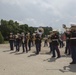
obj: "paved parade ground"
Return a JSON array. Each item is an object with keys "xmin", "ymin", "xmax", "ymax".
[{"xmin": 0, "ymin": 43, "xmax": 76, "ymax": 75}]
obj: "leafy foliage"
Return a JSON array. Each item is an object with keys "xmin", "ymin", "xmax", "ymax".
[
  {"xmin": 0, "ymin": 32, "xmax": 4, "ymax": 44},
  {"xmin": 0, "ymin": 19, "xmax": 52, "ymax": 40}
]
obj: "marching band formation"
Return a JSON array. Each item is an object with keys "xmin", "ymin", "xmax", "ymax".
[{"xmin": 9, "ymin": 25, "xmax": 76, "ymax": 64}]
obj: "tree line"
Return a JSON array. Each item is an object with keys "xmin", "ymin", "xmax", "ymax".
[{"xmin": 0, "ymin": 19, "xmax": 52, "ymax": 43}]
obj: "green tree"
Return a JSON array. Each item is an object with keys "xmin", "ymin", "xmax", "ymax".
[
  {"xmin": 0, "ymin": 19, "xmax": 20, "ymax": 39},
  {"xmin": 28, "ymin": 26, "xmax": 35, "ymax": 34},
  {"xmin": 43, "ymin": 26, "xmax": 52, "ymax": 36},
  {"xmin": 19, "ymin": 24, "xmax": 29, "ymax": 34},
  {"xmin": 0, "ymin": 19, "xmax": 53, "ymax": 40},
  {"xmin": 0, "ymin": 32, "xmax": 4, "ymax": 44},
  {"xmin": 8, "ymin": 20, "xmax": 14, "ymax": 25}
]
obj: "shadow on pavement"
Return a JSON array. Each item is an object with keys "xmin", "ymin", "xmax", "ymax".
[
  {"xmin": 14, "ymin": 52, "xmax": 25, "ymax": 55},
  {"xmin": 28, "ymin": 53, "xmax": 37, "ymax": 57},
  {"xmin": 61, "ymin": 55, "xmax": 71, "ymax": 58},
  {"xmin": 3, "ymin": 50, "xmax": 11, "ymax": 52},
  {"xmin": 9, "ymin": 51, "xmax": 17, "ymax": 54},
  {"xmin": 43, "ymin": 57, "xmax": 57, "ymax": 62},
  {"xmin": 59, "ymin": 64, "xmax": 76, "ymax": 73}
]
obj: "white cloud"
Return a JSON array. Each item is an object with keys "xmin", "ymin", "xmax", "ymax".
[
  {"xmin": 69, "ymin": 22, "xmax": 76, "ymax": 25},
  {"xmin": 55, "ymin": 19, "xmax": 60, "ymax": 22},
  {"xmin": 0, "ymin": 0, "xmax": 76, "ymax": 29},
  {"xmin": 26, "ymin": 18, "xmax": 37, "ymax": 24}
]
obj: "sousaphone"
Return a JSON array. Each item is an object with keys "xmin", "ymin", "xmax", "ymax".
[{"xmin": 37, "ymin": 27, "xmax": 44, "ymax": 37}]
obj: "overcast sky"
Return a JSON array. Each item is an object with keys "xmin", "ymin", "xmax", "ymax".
[{"xmin": 0, "ymin": 0, "xmax": 76, "ymax": 30}]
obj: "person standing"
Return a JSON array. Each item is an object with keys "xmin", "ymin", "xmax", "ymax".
[
  {"xmin": 35, "ymin": 33, "xmax": 41, "ymax": 54},
  {"xmin": 21, "ymin": 33, "xmax": 25, "ymax": 53},
  {"xmin": 64, "ymin": 30, "xmax": 71, "ymax": 55},
  {"xmin": 25, "ymin": 34, "xmax": 28, "ymax": 53},
  {"xmin": 70, "ymin": 28, "xmax": 76, "ymax": 64},
  {"xmin": 27, "ymin": 33, "xmax": 32, "ymax": 51},
  {"xmin": 9, "ymin": 33, "xmax": 14, "ymax": 50},
  {"xmin": 48, "ymin": 31, "xmax": 53, "ymax": 53},
  {"xmin": 51, "ymin": 30, "xmax": 61, "ymax": 58},
  {"xmin": 15, "ymin": 33, "xmax": 21, "ymax": 52}
]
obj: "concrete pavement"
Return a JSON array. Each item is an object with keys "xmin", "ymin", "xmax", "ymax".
[{"xmin": 0, "ymin": 43, "xmax": 76, "ymax": 75}]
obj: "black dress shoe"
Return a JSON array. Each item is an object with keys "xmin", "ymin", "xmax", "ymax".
[
  {"xmin": 22, "ymin": 51, "xmax": 25, "ymax": 53},
  {"xmin": 11, "ymin": 49, "xmax": 14, "ymax": 51},
  {"xmin": 35, "ymin": 52, "xmax": 39, "ymax": 55},
  {"xmin": 64, "ymin": 52, "xmax": 67, "ymax": 54},
  {"xmin": 70, "ymin": 62, "xmax": 76, "ymax": 64},
  {"xmin": 51, "ymin": 56, "xmax": 55, "ymax": 58}
]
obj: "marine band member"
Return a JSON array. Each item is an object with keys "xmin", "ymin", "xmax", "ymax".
[
  {"xmin": 51, "ymin": 30, "xmax": 61, "ymax": 58},
  {"xmin": 15, "ymin": 33, "xmax": 21, "ymax": 52},
  {"xmin": 9, "ymin": 33, "xmax": 14, "ymax": 50},
  {"xmin": 64, "ymin": 29, "xmax": 71, "ymax": 55},
  {"xmin": 35, "ymin": 33, "xmax": 42, "ymax": 54},
  {"xmin": 69, "ymin": 26, "xmax": 76, "ymax": 64}
]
